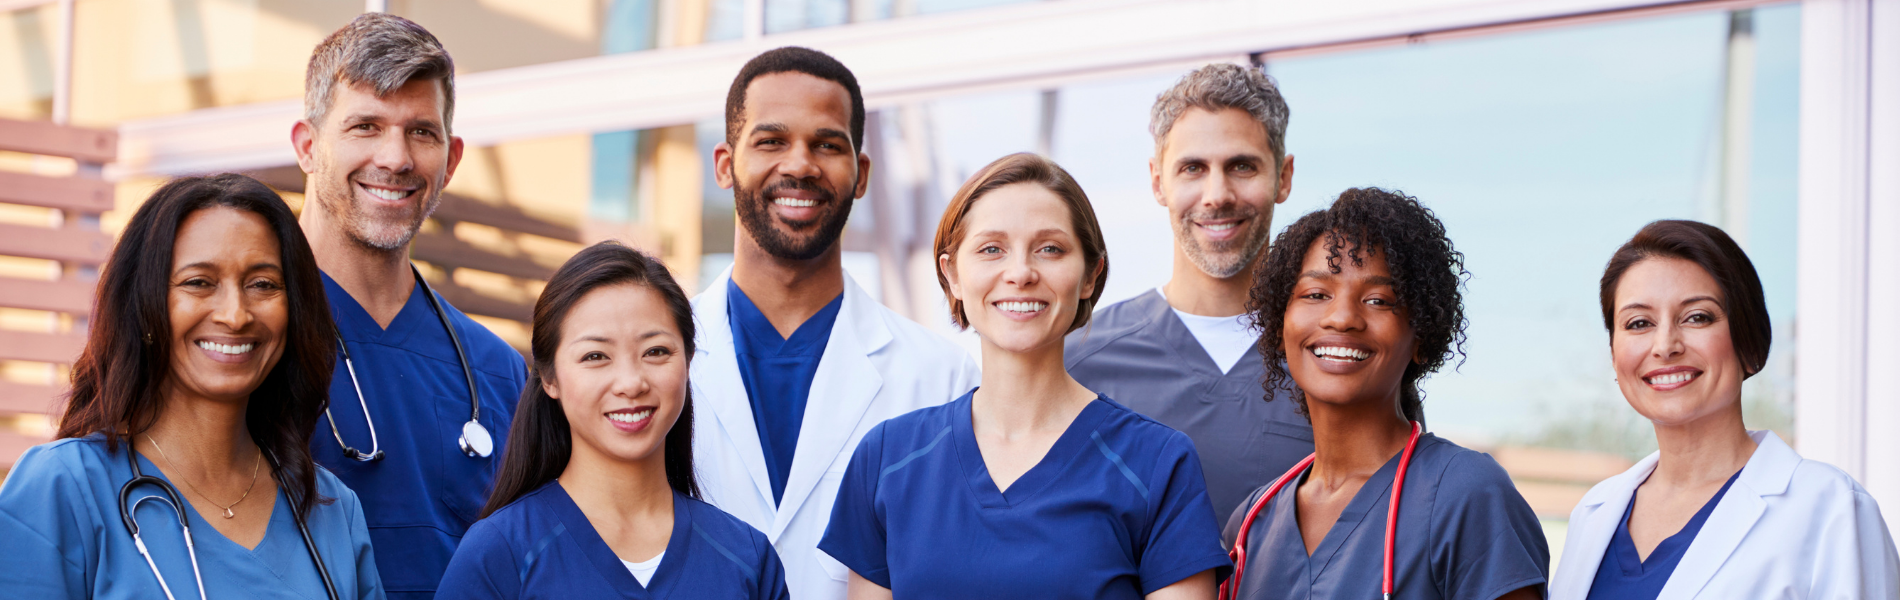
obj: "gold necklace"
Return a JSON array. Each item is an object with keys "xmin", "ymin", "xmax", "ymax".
[{"xmin": 148, "ymin": 435, "xmax": 261, "ymax": 519}]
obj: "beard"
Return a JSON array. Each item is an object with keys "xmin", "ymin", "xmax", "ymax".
[
  {"xmin": 1177, "ymin": 203, "xmax": 1272, "ymax": 279},
  {"xmin": 733, "ymin": 173, "xmax": 855, "ymax": 261},
  {"xmin": 312, "ymin": 162, "xmax": 438, "ymax": 253}
]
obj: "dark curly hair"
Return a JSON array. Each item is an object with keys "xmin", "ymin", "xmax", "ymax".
[{"xmin": 1247, "ymin": 187, "xmax": 1469, "ymax": 423}]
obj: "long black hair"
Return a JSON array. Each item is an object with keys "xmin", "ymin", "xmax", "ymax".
[
  {"xmin": 59, "ymin": 173, "xmax": 336, "ymax": 516},
  {"xmin": 482, "ymin": 242, "xmax": 700, "ymax": 517}
]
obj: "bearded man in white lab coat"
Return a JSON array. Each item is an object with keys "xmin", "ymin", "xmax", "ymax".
[{"xmin": 691, "ymin": 46, "xmax": 981, "ymax": 600}]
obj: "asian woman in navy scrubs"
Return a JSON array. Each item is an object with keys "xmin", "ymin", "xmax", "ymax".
[
  {"xmin": 1223, "ymin": 188, "xmax": 1548, "ymax": 600},
  {"xmin": 820, "ymin": 153, "xmax": 1233, "ymax": 599},
  {"xmin": 437, "ymin": 242, "xmax": 789, "ymax": 599}
]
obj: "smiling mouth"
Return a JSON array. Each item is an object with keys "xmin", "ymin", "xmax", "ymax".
[
  {"xmin": 359, "ymin": 183, "xmax": 415, "ymax": 201},
  {"xmin": 772, "ymin": 197, "xmax": 818, "ymax": 208},
  {"xmin": 1199, "ymin": 221, "xmax": 1239, "ymax": 232},
  {"xmin": 995, "ymin": 301, "xmax": 1047, "ymax": 314},
  {"xmin": 1645, "ymin": 371, "xmax": 1699, "ymax": 386},
  {"xmin": 198, "ymin": 341, "xmax": 255, "ymax": 356},
  {"xmin": 606, "ymin": 408, "xmax": 655, "ymax": 424},
  {"xmin": 1311, "ymin": 346, "xmax": 1370, "ymax": 362}
]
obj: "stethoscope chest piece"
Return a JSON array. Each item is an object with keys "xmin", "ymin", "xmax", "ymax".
[{"xmin": 459, "ymin": 420, "xmax": 493, "ymax": 458}]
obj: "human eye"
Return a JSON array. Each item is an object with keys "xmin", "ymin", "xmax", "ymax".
[
  {"xmin": 975, "ymin": 244, "xmax": 1003, "ymax": 255},
  {"xmin": 247, "ymin": 277, "xmax": 283, "ymax": 292},
  {"xmin": 1181, "ymin": 163, "xmax": 1206, "ymax": 175},
  {"xmin": 1684, "ymin": 311, "xmax": 1716, "ymax": 325},
  {"xmin": 580, "ymin": 351, "xmax": 608, "ymax": 362},
  {"xmin": 1624, "ymin": 317, "xmax": 1654, "ymax": 331},
  {"xmin": 1037, "ymin": 243, "xmax": 1064, "ymax": 255},
  {"xmin": 179, "ymin": 277, "xmax": 214, "ymax": 290},
  {"xmin": 1230, "ymin": 162, "xmax": 1258, "ymax": 175},
  {"xmin": 643, "ymin": 346, "xmax": 674, "ymax": 358}
]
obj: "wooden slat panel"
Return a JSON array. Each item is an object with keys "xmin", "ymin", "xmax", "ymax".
[
  {"xmin": 433, "ymin": 195, "xmax": 582, "ymax": 243},
  {"xmin": 427, "ymin": 279, "xmax": 533, "ymax": 322},
  {"xmin": 411, "ymin": 233, "xmax": 555, "ymax": 281},
  {"xmin": 0, "ymin": 380, "xmax": 64, "ymax": 416},
  {"xmin": 0, "ymin": 223, "xmax": 113, "ymax": 265},
  {"xmin": 0, "ymin": 278, "xmax": 93, "ymax": 314},
  {"xmin": 0, "ymin": 429, "xmax": 53, "ymax": 471},
  {"xmin": 0, "ymin": 329, "xmax": 86, "ymax": 364},
  {"xmin": 0, "ymin": 171, "xmax": 115, "ymax": 213},
  {"xmin": 0, "ymin": 118, "xmax": 117, "ymax": 164}
]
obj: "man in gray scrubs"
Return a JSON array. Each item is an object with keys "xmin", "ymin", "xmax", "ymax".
[{"xmin": 1066, "ymin": 63, "xmax": 1312, "ymax": 521}]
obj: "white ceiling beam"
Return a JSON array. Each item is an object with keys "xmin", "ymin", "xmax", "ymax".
[{"xmin": 113, "ymin": 0, "xmax": 1761, "ymax": 178}]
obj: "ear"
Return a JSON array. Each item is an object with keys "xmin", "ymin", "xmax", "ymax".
[
  {"xmin": 292, "ymin": 120, "xmax": 319, "ymax": 175},
  {"xmin": 1083, "ymin": 258, "xmax": 1104, "ymax": 299},
  {"xmin": 444, "ymin": 135, "xmax": 466, "ymax": 184},
  {"xmin": 1149, "ymin": 155, "xmax": 1166, "ymax": 208},
  {"xmin": 541, "ymin": 374, "xmax": 562, "ymax": 400},
  {"xmin": 939, "ymin": 252, "xmax": 960, "ymax": 297},
  {"xmin": 1274, "ymin": 154, "xmax": 1295, "ymax": 205},
  {"xmin": 713, "ymin": 142, "xmax": 736, "ymax": 190},
  {"xmin": 854, "ymin": 151, "xmax": 872, "ymax": 199}
]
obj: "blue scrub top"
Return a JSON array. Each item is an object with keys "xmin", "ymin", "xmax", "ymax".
[
  {"xmin": 0, "ymin": 435, "xmax": 383, "ymax": 599},
  {"xmin": 819, "ymin": 391, "xmax": 1234, "ymax": 598},
  {"xmin": 727, "ymin": 278, "xmax": 843, "ymax": 504},
  {"xmin": 1584, "ymin": 470, "xmax": 1741, "ymax": 600},
  {"xmin": 438, "ymin": 482, "xmax": 790, "ymax": 599},
  {"xmin": 316, "ymin": 272, "xmax": 527, "ymax": 598},
  {"xmin": 1224, "ymin": 434, "xmax": 1549, "ymax": 600}
]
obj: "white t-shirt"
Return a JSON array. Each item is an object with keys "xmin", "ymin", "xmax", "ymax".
[
  {"xmin": 622, "ymin": 550, "xmax": 664, "ymax": 586},
  {"xmin": 1155, "ymin": 286, "xmax": 1255, "ymax": 375}
]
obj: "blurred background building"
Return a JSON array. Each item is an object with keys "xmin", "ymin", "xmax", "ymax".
[{"xmin": 2, "ymin": 0, "xmax": 1895, "ymax": 561}]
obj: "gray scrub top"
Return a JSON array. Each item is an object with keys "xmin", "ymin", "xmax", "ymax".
[{"xmin": 1065, "ymin": 289, "xmax": 1314, "ymax": 521}]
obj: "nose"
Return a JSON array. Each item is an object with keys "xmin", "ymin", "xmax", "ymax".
[
  {"xmin": 776, "ymin": 143, "xmax": 822, "ymax": 181},
  {"xmin": 1318, "ymin": 293, "xmax": 1365, "ymax": 333},
  {"xmin": 1002, "ymin": 249, "xmax": 1040, "ymax": 289},
  {"xmin": 371, "ymin": 128, "xmax": 415, "ymax": 173},
  {"xmin": 612, "ymin": 362, "xmax": 652, "ymax": 399},
  {"xmin": 209, "ymin": 279, "xmax": 253, "ymax": 332},
  {"xmin": 1201, "ymin": 168, "xmax": 1238, "ymax": 209},
  {"xmin": 1652, "ymin": 320, "xmax": 1687, "ymax": 360}
]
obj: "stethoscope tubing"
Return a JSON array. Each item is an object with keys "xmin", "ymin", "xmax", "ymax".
[
  {"xmin": 326, "ymin": 264, "xmax": 489, "ymax": 462},
  {"xmin": 119, "ymin": 446, "xmax": 341, "ymax": 600},
  {"xmin": 1220, "ymin": 421, "xmax": 1423, "ymax": 600}
]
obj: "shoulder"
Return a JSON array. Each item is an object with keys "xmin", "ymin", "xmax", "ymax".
[
  {"xmin": 1782, "ymin": 455, "xmax": 1876, "ymax": 508},
  {"xmin": 311, "ymin": 464, "xmax": 360, "ymax": 509},
  {"xmin": 682, "ymin": 496, "xmax": 773, "ymax": 550},
  {"xmin": 1416, "ymin": 436, "xmax": 1522, "ymax": 502},
  {"xmin": 1091, "ymin": 398, "xmax": 1201, "ymax": 466},
  {"xmin": 868, "ymin": 303, "xmax": 969, "ymax": 364},
  {"xmin": 872, "ymin": 395, "xmax": 964, "ymax": 441},
  {"xmin": 460, "ymin": 484, "xmax": 559, "ymax": 553},
  {"xmin": 1065, "ymin": 294, "xmax": 1160, "ymax": 364},
  {"xmin": 3, "ymin": 437, "xmax": 109, "ymax": 490},
  {"xmin": 442, "ymin": 301, "xmax": 528, "ymax": 380}
]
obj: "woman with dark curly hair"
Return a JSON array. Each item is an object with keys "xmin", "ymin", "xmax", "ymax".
[{"xmin": 1220, "ymin": 188, "xmax": 1547, "ymax": 600}]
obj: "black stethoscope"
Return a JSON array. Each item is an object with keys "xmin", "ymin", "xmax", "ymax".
[
  {"xmin": 1221, "ymin": 421, "xmax": 1422, "ymax": 600},
  {"xmin": 325, "ymin": 265, "xmax": 494, "ymax": 461},
  {"xmin": 118, "ymin": 446, "xmax": 340, "ymax": 600}
]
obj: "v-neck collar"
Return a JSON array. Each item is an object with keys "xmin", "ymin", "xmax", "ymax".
[
  {"xmin": 321, "ymin": 270, "xmax": 433, "ymax": 345},
  {"xmin": 1277, "ymin": 435, "xmax": 1435, "ymax": 580},
  {"xmin": 548, "ymin": 483, "xmax": 691, "ymax": 597},
  {"xmin": 131, "ymin": 451, "xmax": 287, "ymax": 555},
  {"xmin": 952, "ymin": 392, "xmax": 1112, "ymax": 508},
  {"xmin": 1136, "ymin": 290, "xmax": 1262, "ymax": 380},
  {"xmin": 1611, "ymin": 468, "xmax": 1742, "ymax": 574},
  {"xmin": 726, "ymin": 278, "xmax": 844, "ymax": 356}
]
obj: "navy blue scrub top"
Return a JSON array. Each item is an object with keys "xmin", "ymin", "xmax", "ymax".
[
  {"xmin": 316, "ymin": 272, "xmax": 527, "ymax": 599},
  {"xmin": 1584, "ymin": 470, "xmax": 1742, "ymax": 600},
  {"xmin": 1066, "ymin": 290, "xmax": 1315, "ymax": 520},
  {"xmin": 819, "ymin": 391, "xmax": 1233, "ymax": 598},
  {"xmin": 438, "ymin": 482, "xmax": 790, "ymax": 599},
  {"xmin": 1223, "ymin": 434, "xmax": 1549, "ymax": 600},
  {"xmin": 727, "ymin": 278, "xmax": 843, "ymax": 504}
]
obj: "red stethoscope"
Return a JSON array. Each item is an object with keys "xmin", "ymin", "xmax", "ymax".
[{"xmin": 1220, "ymin": 421, "xmax": 1422, "ymax": 600}]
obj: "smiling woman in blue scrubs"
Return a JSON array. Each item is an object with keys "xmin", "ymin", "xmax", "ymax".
[
  {"xmin": 1222, "ymin": 188, "xmax": 1547, "ymax": 600},
  {"xmin": 0, "ymin": 175, "xmax": 380, "ymax": 599},
  {"xmin": 820, "ymin": 154, "xmax": 1232, "ymax": 599},
  {"xmin": 438, "ymin": 242, "xmax": 789, "ymax": 599}
]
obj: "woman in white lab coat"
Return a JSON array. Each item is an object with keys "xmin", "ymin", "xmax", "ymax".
[{"xmin": 1550, "ymin": 220, "xmax": 1900, "ymax": 600}]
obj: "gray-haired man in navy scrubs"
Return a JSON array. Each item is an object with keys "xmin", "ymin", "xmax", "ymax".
[{"xmin": 1065, "ymin": 63, "xmax": 1312, "ymax": 523}]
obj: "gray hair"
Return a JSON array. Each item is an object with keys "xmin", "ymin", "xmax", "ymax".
[
  {"xmin": 1150, "ymin": 63, "xmax": 1289, "ymax": 163},
  {"xmin": 304, "ymin": 13, "xmax": 456, "ymax": 132}
]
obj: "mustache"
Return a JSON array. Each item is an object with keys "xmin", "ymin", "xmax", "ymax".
[
  {"xmin": 351, "ymin": 168, "xmax": 428, "ymax": 190},
  {"xmin": 758, "ymin": 178, "xmax": 836, "ymax": 203},
  {"xmin": 1184, "ymin": 204, "xmax": 1259, "ymax": 222}
]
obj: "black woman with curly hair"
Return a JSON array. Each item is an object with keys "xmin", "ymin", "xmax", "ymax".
[{"xmin": 1219, "ymin": 188, "xmax": 1548, "ymax": 600}]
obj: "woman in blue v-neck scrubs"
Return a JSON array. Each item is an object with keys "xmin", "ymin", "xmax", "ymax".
[
  {"xmin": 1221, "ymin": 188, "xmax": 1548, "ymax": 600},
  {"xmin": 820, "ymin": 154, "xmax": 1232, "ymax": 600},
  {"xmin": 438, "ymin": 243, "xmax": 789, "ymax": 599}
]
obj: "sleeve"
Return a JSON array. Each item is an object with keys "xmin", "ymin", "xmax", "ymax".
[
  {"xmin": 1428, "ymin": 452, "xmax": 1550, "ymax": 600},
  {"xmin": 817, "ymin": 423, "xmax": 891, "ymax": 588},
  {"xmin": 340, "ymin": 486, "xmax": 386, "ymax": 600},
  {"xmin": 435, "ymin": 519, "xmax": 522, "ymax": 600},
  {"xmin": 755, "ymin": 529, "xmax": 793, "ymax": 600},
  {"xmin": 0, "ymin": 444, "xmax": 95, "ymax": 600},
  {"xmin": 1223, "ymin": 485, "xmax": 1270, "ymax": 551},
  {"xmin": 1136, "ymin": 434, "xmax": 1235, "ymax": 593},
  {"xmin": 1808, "ymin": 484, "xmax": 1900, "ymax": 600}
]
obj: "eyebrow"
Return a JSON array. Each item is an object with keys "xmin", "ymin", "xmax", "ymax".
[
  {"xmin": 173, "ymin": 261, "xmax": 280, "ymax": 275},
  {"xmin": 1299, "ymin": 270, "xmax": 1394, "ymax": 286},
  {"xmin": 971, "ymin": 228, "xmax": 1071, "ymax": 239},
  {"xmin": 575, "ymin": 331, "xmax": 671, "ymax": 344},
  {"xmin": 1619, "ymin": 295, "xmax": 1723, "ymax": 313},
  {"xmin": 1174, "ymin": 153, "xmax": 1265, "ymax": 166}
]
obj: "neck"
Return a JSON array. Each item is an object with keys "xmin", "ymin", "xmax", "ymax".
[
  {"xmin": 143, "ymin": 384, "xmax": 256, "ymax": 472},
  {"xmin": 559, "ymin": 439, "xmax": 675, "ymax": 523},
  {"xmin": 729, "ymin": 228, "xmax": 845, "ymax": 337},
  {"xmin": 1162, "ymin": 249, "xmax": 1258, "ymax": 317},
  {"xmin": 1305, "ymin": 393, "xmax": 1413, "ymax": 486},
  {"xmin": 973, "ymin": 335, "xmax": 1093, "ymax": 436},
  {"xmin": 1650, "ymin": 401, "xmax": 1756, "ymax": 487},
  {"xmin": 300, "ymin": 192, "xmax": 415, "ymax": 328}
]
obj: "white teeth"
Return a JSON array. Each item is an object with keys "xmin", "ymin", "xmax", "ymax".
[
  {"xmin": 996, "ymin": 301, "xmax": 1047, "ymax": 314},
  {"xmin": 363, "ymin": 186, "xmax": 410, "ymax": 201},
  {"xmin": 606, "ymin": 409, "xmax": 654, "ymax": 424},
  {"xmin": 1203, "ymin": 223, "xmax": 1236, "ymax": 231},
  {"xmin": 1647, "ymin": 372, "xmax": 1697, "ymax": 386},
  {"xmin": 197, "ymin": 341, "xmax": 254, "ymax": 355},
  {"xmin": 1312, "ymin": 346, "xmax": 1369, "ymax": 361},
  {"xmin": 773, "ymin": 197, "xmax": 817, "ymax": 208}
]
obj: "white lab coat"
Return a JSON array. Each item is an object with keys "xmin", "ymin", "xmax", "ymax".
[
  {"xmin": 689, "ymin": 268, "xmax": 981, "ymax": 600},
  {"xmin": 1551, "ymin": 430, "xmax": 1900, "ymax": 600}
]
